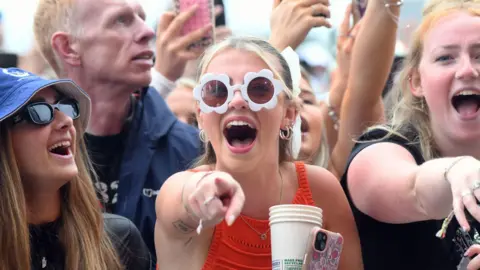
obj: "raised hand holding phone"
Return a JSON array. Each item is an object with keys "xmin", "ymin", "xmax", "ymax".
[
  {"xmin": 174, "ymin": 0, "xmax": 215, "ymax": 49},
  {"xmin": 302, "ymin": 227, "xmax": 344, "ymax": 270},
  {"xmin": 269, "ymin": 0, "xmax": 332, "ymax": 51},
  {"xmin": 154, "ymin": 2, "xmax": 213, "ymax": 82}
]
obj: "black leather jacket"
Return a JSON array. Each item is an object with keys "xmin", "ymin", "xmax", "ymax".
[{"xmin": 30, "ymin": 213, "xmax": 151, "ymax": 270}]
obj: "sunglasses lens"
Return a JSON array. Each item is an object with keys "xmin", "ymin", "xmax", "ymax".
[
  {"xmin": 247, "ymin": 77, "xmax": 274, "ymax": 104},
  {"xmin": 58, "ymin": 100, "xmax": 80, "ymax": 119},
  {"xmin": 28, "ymin": 104, "xmax": 53, "ymax": 124},
  {"xmin": 202, "ymin": 80, "xmax": 228, "ymax": 107}
]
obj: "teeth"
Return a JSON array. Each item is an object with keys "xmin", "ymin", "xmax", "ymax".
[
  {"xmin": 455, "ymin": 90, "xmax": 480, "ymax": 96},
  {"xmin": 48, "ymin": 141, "xmax": 71, "ymax": 152},
  {"xmin": 226, "ymin": 120, "xmax": 254, "ymax": 129}
]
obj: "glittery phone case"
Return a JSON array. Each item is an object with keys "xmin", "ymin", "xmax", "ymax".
[
  {"xmin": 173, "ymin": 0, "xmax": 215, "ymax": 49},
  {"xmin": 303, "ymin": 228, "xmax": 343, "ymax": 270}
]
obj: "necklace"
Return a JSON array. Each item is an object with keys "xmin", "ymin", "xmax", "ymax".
[{"xmin": 239, "ymin": 171, "xmax": 284, "ymax": 240}]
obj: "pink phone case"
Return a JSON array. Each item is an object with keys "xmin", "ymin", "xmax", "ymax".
[
  {"xmin": 304, "ymin": 228, "xmax": 344, "ymax": 270},
  {"xmin": 174, "ymin": 0, "xmax": 214, "ymax": 49}
]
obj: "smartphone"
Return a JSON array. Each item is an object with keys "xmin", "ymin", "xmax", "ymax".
[
  {"xmin": 352, "ymin": 0, "xmax": 368, "ymax": 24},
  {"xmin": 302, "ymin": 227, "xmax": 344, "ymax": 270},
  {"xmin": 445, "ymin": 210, "xmax": 480, "ymax": 268},
  {"xmin": 173, "ymin": 0, "xmax": 215, "ymax": 50}
]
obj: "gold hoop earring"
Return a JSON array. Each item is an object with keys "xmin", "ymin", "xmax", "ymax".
[
  {"xmin": 279, "ymin": 126, "xmax": 293, "ymax": 141},
  {"xmin": 199, "ymin": 129, "xmax": 207, "ymax": 143}
]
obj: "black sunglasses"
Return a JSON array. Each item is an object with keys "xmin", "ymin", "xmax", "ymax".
[{"xmin": 12, "ymin": 99, "xmax": 80, "ymax": 125}]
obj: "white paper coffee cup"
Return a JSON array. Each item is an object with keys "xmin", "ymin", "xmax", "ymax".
[
  {"xmin": 269, "ymin": 209, "xmax": 323, "ymax": 219},
  {"xmin": 269, "ymin": 205, "xmax": 323, "ymax": 270},
  {"xmin": 269, "ymin": 214, "xmax": 322, "ymax": 227},
  {"xmin": 270, "ymin": 204, "xmax": 323, "ymax": 214}
]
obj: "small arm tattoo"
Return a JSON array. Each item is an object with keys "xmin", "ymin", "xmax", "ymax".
[{"xmin": 172, "ymin": 220, "xmax": 196, "ymax": 234}]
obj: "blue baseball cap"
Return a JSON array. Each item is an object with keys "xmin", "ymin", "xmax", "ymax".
[{"xmin": 0, "ymin": 68, "xmax": 91, "ymax": 130}]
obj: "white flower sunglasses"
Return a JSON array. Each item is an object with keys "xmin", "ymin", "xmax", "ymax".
[{"xmin": 193, "ymin": 69, "xmax": 287, "ymax": 114}]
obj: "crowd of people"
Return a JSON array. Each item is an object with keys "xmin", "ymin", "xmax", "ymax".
[{"xmin": 1, "ymin": 0, "xmax": 480, "ymax": 269}]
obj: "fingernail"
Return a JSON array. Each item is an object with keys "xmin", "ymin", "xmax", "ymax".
[
  {"xmin": 464, "ymin": 251, "xmax": 469, "ymax": 257},
  {"xmin": 463, "ymin": 226, "xmax": 469, "ymax": 233},
  {"xmin": 226, "ymin": 215, "xmax": 236, "ymax": 226}
]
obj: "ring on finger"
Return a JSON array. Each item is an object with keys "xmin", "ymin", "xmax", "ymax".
[
  {"xmin": 461, "ymin": 190, "xmax": 473, "ymax": 198},
  {"xmin": 473, "ymin": 181, "xmax": 480, "ymax": 191},
  {"xmin": 203, "ymin": 196, "xmax": 216, "ymax": 206}
]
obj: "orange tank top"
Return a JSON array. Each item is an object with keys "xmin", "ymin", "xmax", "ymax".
[{"xmin": 201, "ymin": 161, "xmax": 315, "ymax": 270}]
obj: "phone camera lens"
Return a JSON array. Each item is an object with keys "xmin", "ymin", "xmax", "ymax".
[{"xmin": 315, "ymin": 232, "xmax": 328, "ymax": 251}]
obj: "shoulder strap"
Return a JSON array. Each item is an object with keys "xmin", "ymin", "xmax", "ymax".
[{"xmin": 293, "ymin": 162, "xmax": 315, "ymax": 205}]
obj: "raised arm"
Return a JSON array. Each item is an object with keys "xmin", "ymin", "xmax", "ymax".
[{"xmin": 329, "ymin": 1, "xmax": 400, "ymax": 177}]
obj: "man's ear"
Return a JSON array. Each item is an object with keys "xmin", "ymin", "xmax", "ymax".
[
  {"xmin": 410, "ymin": 69, "xmax": 424, "ymax": 98},
  {"xmin": 51, "ymin": 32, "xmax": 81, "ymax": 66}
]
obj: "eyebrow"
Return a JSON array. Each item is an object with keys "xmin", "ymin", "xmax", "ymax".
[
  {"xmin": 434, "ymin": 43, "xmax": 480, "ymax": 51},
  {"xmin": 115, "ymin": 4, "xmax": 146, "ymax": 20},
  {"xmin": 30, "ymin": 91, "xmax": 63, "ymax": 104}
]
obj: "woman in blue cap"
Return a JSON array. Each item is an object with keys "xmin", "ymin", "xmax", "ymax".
[{"xmin": 0, "ymin": 68, "xmax": 151, "ymax": 270}]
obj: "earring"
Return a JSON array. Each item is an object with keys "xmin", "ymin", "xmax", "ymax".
[
  {"xmin": 199, "ymin": 129, "xmax": 207, "ymax": 143},
  {"xmin": 279, "ymin": 126, "xmax": 293, "ymax": 140}
]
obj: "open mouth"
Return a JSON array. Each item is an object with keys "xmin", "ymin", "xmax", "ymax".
[
  {"xmin": 300, "ymin": 116, "xmax": 309, "ymax": 133},
  {"xmin": 452, "ymin": 90, "xmax": 480, "ymax": 117},
  {"xmin": 133, "ymin": 51, "xmax": 154, "ymax": 61},
  {"xmin": 223, "ymin": 120, "xmax": 257, "ymax": 152},
  {"xmin": 48, "ymin": 141, "xmax": 71, "ymax": 156}
]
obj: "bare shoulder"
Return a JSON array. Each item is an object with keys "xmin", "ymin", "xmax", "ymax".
[
  {"xmin": 304, "ymin": 164, "xmax": 342, "ymax": 198},
  {"xmin": 192, "ymin": 165, "xmax": 213, "ymax": 172}
]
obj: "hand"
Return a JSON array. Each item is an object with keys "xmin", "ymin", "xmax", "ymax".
[
  {"xmin": 465, "ymin": 245, "xmax": 480, "ymax": 270},
  {"xmin": 154, "ymin": 5, "xmax": 212, "ymax": 82},
  {"xmin": 180, "ymin": 6, "xmax": 232, "ymax": 79},
  {"xmin": 269, "ymin": 0, "xmax": 331, "ymax": 51},
  {"xmin": 186, "ymin": 172, "xmax": 245, "ymax": 230},
  {"xmin": 336, "ymin": 4, "xmax": 361, "ymax": 84},
  {"xmin": 447, "ymin": 157, "xmax": 480, "ymax": 231}
]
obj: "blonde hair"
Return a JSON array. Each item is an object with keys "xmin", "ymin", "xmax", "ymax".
[
  {"xmin": 368, "ymin": 0, "xmax": 480, "ymax": 161},
  {"xmin": 0, "ymin": 120, "xmax": 122, "ymax": 270},
  {"xmin": 33, "ymin": 0, "xmax": 80, "ymax": 75},
  {"xmin": 194, "ymin": 36, "xmax": 296, "ymax": 166}
]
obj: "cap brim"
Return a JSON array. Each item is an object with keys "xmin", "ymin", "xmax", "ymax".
[{"xmin": 0, "ymin": 79, "xmax": 91, "ymax": 131}]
